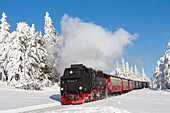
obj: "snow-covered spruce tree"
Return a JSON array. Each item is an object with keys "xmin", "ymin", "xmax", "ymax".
[
  {"xmin": 142, "ymin": 68, "xmax": 149, "ymax": 82},
  {"xmin": 43, "ymin": 12, "xmax": 60, "ymax": 81},
  {"xmin": 130, "ymin": 66, "xmax": 134, "ymax": 80},
  {"xmin": 122, "ymin": 58, "xmax": 126, "ymax": 74},
  {"xmin": 120, "ymin": 58, "xmax": 131, "ymax": 79},
  {"xmin": 153, "ymin": 59, "xmax": 163, "ymax": 89},
  {"xmin": 0, "ymin": 12, "xmax": 10, "ymax": 82},
  {"xmin": 126, "ymin": 62, "xmax": 130, "ymax": 73},
  {"xmin": 153, "ymin": 41, "xmax": 170, "ymax": 89},
  {"xmin": 28, "ymin": 24, "xmax": 52, "ymax": 87},
  {"xmin": 112, "ymin": 61, "xmax": 123, "ymax": 77},
  {"xmin": 134, "ymin": 65, "xmax": 144, "ymax": 81},
  {"xmin": 133, "ymin": 65, "xmax": 140, "ymax": 80},
  {"xmin": 134, "ymin": 65, "xmax": 138, "ymax": 75},
  {"xmin": 130, "ymin": 66, "xmax": 133, "ymax": 74},
  {"xmin": 6, "ymin": 22, "xmax": 51, "ymax": 90},
  {"xmin": 125, "ymin": 62, "xmax": 130, "ymax": 79}
]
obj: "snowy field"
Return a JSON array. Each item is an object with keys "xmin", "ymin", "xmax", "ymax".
[
  {"xmin": 0, "ymin": 82, "xmax": 61, "ymax": 113},
  {"xmin": 46, "ymin": 89, "xmax": 170, "ymax": 113},
  {"xmin": 0, "ymin": 82, "xmax": 170, "ymax": 113}
]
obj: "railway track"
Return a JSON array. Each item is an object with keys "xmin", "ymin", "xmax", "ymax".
[{"xmin": 22, "ymin": 104, "xmax": 72, "ymax": 113}]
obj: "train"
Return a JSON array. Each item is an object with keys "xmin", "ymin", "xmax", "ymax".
[{"xmin": 60, "ymin": 64, "xmax": 149, "ymax": 105}]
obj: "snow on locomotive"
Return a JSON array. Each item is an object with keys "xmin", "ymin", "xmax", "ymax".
[{"xmin": 60, "ymin": 64, "xmax": 149, "ymax": 105}]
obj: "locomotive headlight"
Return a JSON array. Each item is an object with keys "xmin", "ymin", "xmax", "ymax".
[
  {"xmin": 79, "ymin": 86, "xmax": 82, "ymax": 90},
  {"xmin": 61, "ymin": 87, "xmax": 64, "ymax": 91},
  {"xmin": 70, "ymin": 71, "xmax": 73, "ymax": 74}
]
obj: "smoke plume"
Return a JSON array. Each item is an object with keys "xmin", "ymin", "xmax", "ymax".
[{"xmin": 58, "ymin": 14, "xmax": 138, "ymax": 75}]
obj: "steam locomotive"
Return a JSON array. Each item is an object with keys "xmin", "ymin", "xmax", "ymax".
[{"xmin": 60, "ymin": 64, "xmax": 149, "ymax": 104}]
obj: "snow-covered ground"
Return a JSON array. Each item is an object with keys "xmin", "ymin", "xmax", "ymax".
[
  {"xmin": 46, "ymin": 88, "xmax": 170, "ymax": 113},
  {"xmin": 0, "ymin": 82, "xmax": 170, "ymax": 113},
  {"xmin": 0, "ymin": 82, "xmax": 61, "ymax": 113}
]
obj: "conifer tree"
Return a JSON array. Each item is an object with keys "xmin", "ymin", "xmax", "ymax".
[
  {"xmin": 43, "ymin": 12, "xmax": 58, "ymax": 46},
  {"xmin": 43, "ymin": 12, "xmax": 60, "ymax": 81},
  {"xmin": 130, "ymin": 66, "xmax": 134, "ymax": 80},
  {"xmin": 153, "ymin": 41, "xmax": 170, "ymax": 89},
  {"xmin": 113, "ymin": 61, "xmax": 123, "ymax": 77},
  {"xmin": 142, "ymin": 68, "xmax": 145, "ymax": 76},
  {"xmin": 6, "ymin": 22, "xmax": 51, "ymax": 89},
  {"xmin": 130, "ymin": 66, "xmax": 133, "ymax": 74},
  {"xmin": 126, "ymin": 62, "xmax": 130, "ymax": 73},
  {"xmin": 122, "ymin": 58, "xmax": 125, "ymax": 73},
  {"xmin": 0, "ymin": 12, "xmax": 10, "ymax": 82},
  {"xmin": 134, "ymin": 65, "xmax": 138, "ymax": 74},
  {"xmin": 142, "ymin": 68, "xmax": 149, "ymax": 82}
]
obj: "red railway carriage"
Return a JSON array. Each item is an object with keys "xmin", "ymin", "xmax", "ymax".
[
  {"xmin": 147, "ymin": 82, "xmax": 150, "ymax": 88},
  {"xmin": 122, "ymin": 79, "xmax": 129, "ymax": 91},
  {"xmin": 104, "ymin": 74, "xmax": 122, "ymax": 93},
  {"xmin": 128, "ymin": 80, "xmax": 133, "ymax": 90},
  {"xmin": 138, "ymin": 82, "xmax": 142, "ymax": 89},
  {"xmin": 141, "ymin": 82, "xmax": 147, "ymax": 88},
  {"xmin": 134, "ymin": 81, "xmax": 139, "ymax": 89},
  {"xmin": 132, "ymin": 81, "xmax": 135, "ymax": 89}
]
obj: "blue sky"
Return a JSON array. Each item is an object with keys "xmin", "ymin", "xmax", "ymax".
[{"xmin": 0, "ymin": 0, "xmax": 170, "ymax": 78}]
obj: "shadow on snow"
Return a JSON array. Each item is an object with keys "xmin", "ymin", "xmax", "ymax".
[{"xmin": 49, "ymin": 94, "xmax": 62, "ymax": 103}]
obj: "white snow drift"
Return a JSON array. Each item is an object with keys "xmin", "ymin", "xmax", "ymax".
[{"xmin": 46, "ymin": 88, "xmax": 170, "ymax": 113}]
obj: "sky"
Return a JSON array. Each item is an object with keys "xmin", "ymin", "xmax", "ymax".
[{"xmin": 0, "ymin": 0, "xmax": 170, "ymax": 78}]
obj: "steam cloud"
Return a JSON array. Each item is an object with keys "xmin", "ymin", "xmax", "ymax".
[{"xmin": 58, "ymin": 14, "xmax": 138, "ymax": 75}]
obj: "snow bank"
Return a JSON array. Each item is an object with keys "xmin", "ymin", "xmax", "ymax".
[
  {"xmin": 47, "ymin": 106, "xmax": 130, "ymax": 113},
  {"xmin": 1, "ymin": 103, "xmax": 60, "ymax": 113},
  {"xmin": 46, "ymin": 89, "xmax": 170, "ymax": 113},
  {"xmin": 0, "ymin": 82, "xmax": 61, "ymax": 112},
  {"xmin": 1, "ymin": 79, "xmax": 170, "ymax": 113}
]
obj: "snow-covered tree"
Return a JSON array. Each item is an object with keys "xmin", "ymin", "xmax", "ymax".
[
  {"xmin": 0, "ymin": 12, "xmax": 10, "ymax": 82},
  {"xmin": 133, "ymin": 65, "xmax": 148, "ymax": 81},
  {"xmin": 43, "ymin": 12, "xmax": 60, "ymax": 81},
  {"xmin": 122, "ymin": 61, "xmax": 130, "ymax": 79},
  {"xmin": 112, "ymin": 61, "xmax": 123, "ymax": 77},
  {"xmin": 6, "ymin": 22, "xmax": 51, "ymax": 89},
  {"xmin": 141, "ymin": 68, "xmax": 149, "ymax": 82},
  {"xmin": 112, "ymin": 58, "xmax": 149, "ymax": 82},
  {"xmin": 126, "ymin": 62, "xmax": 130, "ymax": 73},
  {"xmin": 142, "ymin": 68, "xmax": 145, "ymax": 76},
  {"xmin": 130, "ymin": 66, "xmax": 133, "ymax": 74},
  {"xmin": 129, "ymin": 66, "xmax": 134, "ymax": 80},
  {"xmin": 43, "ymin": 12, "xmax": 58, "ymax": 45},
  {"xmin": 153, "ymin": 41, "xmax": 170, "ymax": 89},
  {"xmin": 122, "ymin": 58, "xmax": 125, "ymax": 73},
  {"xmin": 134, "ymin": 65, "xmax": 138, "ymax": 74}
]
